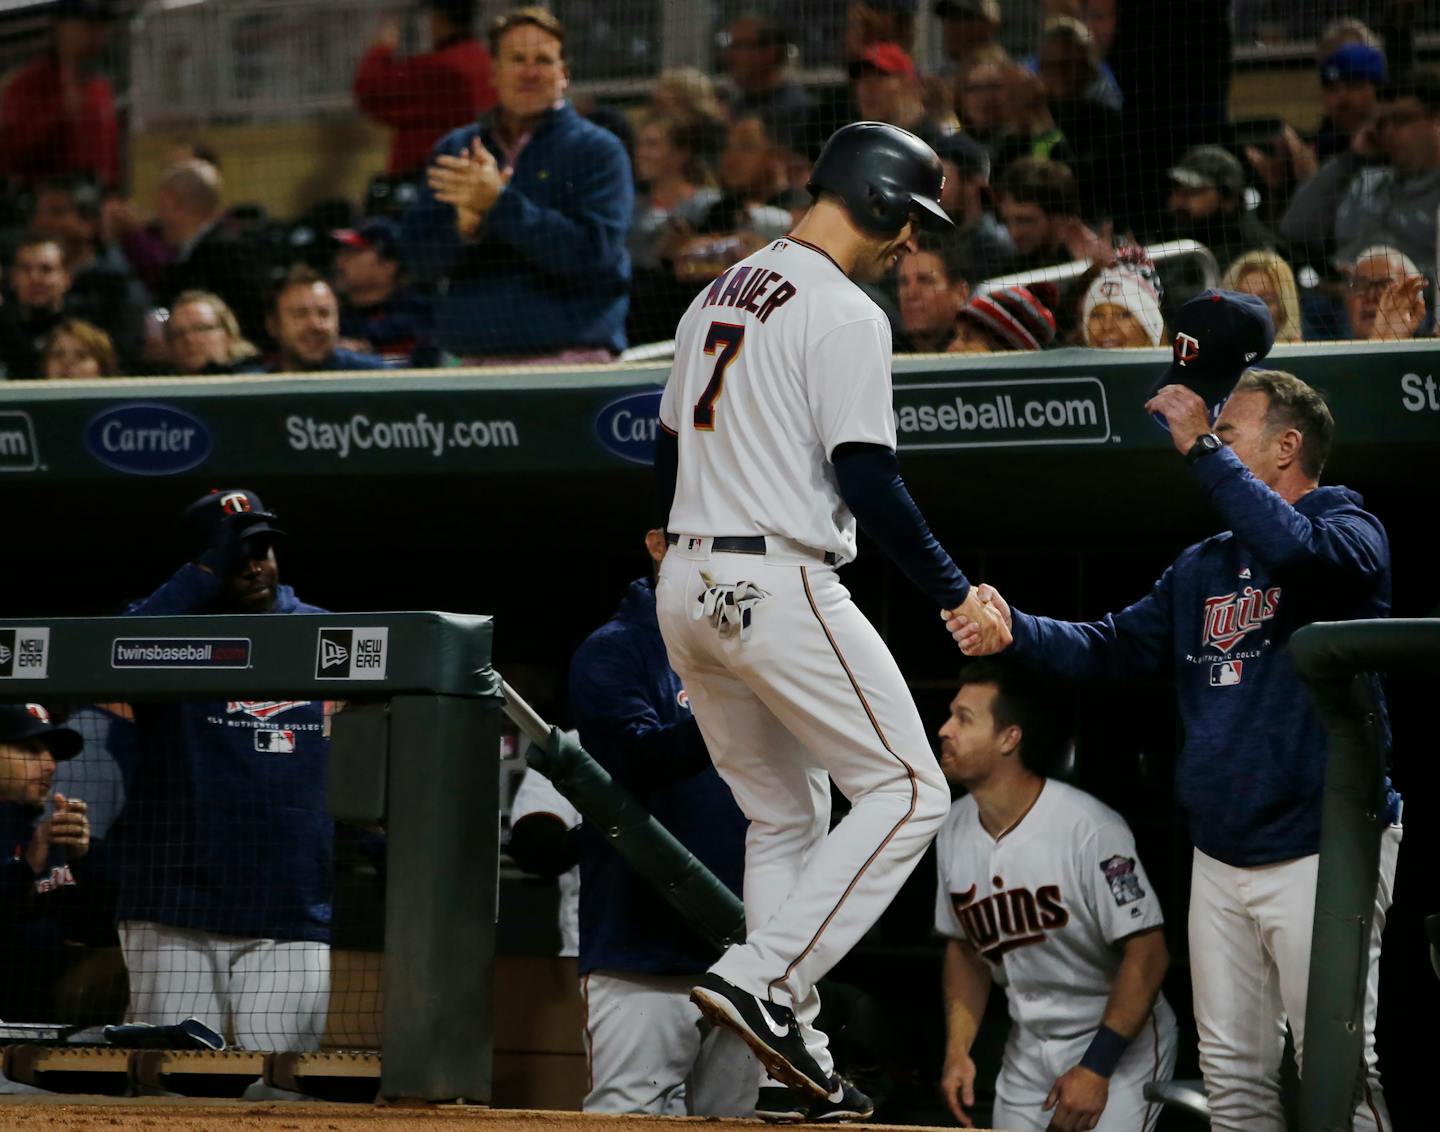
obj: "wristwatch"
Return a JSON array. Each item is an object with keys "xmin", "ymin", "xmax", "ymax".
[{"xmin": 1185, "ymin": 432, "xmax": 1223, "ymax": 464}]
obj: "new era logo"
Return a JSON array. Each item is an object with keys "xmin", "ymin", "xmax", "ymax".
[
  {"xmin": 0, "ymin": 627, "xmax": 50, "ymax": 680},
  {"xmin": 315, "ymin": 627, "xmax": 389, "ymax": 680}
]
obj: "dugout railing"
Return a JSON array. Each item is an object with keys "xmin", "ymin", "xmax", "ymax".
[
  {"xmin": 0, "ymin": 610, "xmax": 499, "ymax": 1104},
  {"xmin": 1293, "ymin": 618, "xmax": 1440, "ymax": 1132}
]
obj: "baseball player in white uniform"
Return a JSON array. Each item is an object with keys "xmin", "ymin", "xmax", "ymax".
[
  {"xmin": 934, "ymin": 659, "xmax": 1176, "ymax": 1132},
  {"xmin": 509, "ymin": 759, "xmax": 581, "ymax": 958},
  {"xmin": 653, "ymin": 121, "xmax": 1009, "ymax": 1106}
]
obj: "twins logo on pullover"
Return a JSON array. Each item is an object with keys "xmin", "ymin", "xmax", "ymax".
[
  {"xmin": 1196, "ymin": 567, "xmax": 1281, "ymax": 686},
  {"xmin": 951, "ymin": 879, "xmax": 1070, "ymax": 961}
]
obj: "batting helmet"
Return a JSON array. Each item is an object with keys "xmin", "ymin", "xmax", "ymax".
[{"xmin": 807, "ymin": 122, "xmax": 953, "ymax": 237}]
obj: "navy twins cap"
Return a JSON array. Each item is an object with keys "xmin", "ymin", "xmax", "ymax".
[
  {"xmin": 1150, "ymin": 289, "xmax": 1275, "ymax": 427},
  {"xmin": 0, "ymin": 703, "xmax": 83, "ymax": 761},
  {"xmin": 178, "ymin": 488, "xmax": 287, "ymax": 556}
]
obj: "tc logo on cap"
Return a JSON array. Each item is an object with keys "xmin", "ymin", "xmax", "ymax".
[
  {"xmin": 218, "ymin": 491, "xmax": 254, "ymax": 515},
  {"xmin": 1174, "ymin": 332, "xmax": 1200, "ymax": 367},
  {"xmin": 25, "ymin": 703, "xmax": 50, "ymax": 723}
]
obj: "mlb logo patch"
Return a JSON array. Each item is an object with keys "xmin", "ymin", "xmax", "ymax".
[
  {"xmin": 1210, "ymin": 660, "xmax": 1243, "ymax": 686},
  {"xmin": 315, "ymin": 627, "xmax": 389, "ymax": 680},
  {"xmin": 254, "ymin": 729, "xmax": 296, "ymax": 753}
]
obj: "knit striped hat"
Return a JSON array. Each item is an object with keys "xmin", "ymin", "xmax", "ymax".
[{"xmin": 957, "ymin": 285, "xmax": 1057, "ymax": 351}]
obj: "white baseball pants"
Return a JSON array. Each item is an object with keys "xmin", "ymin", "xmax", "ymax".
[
  {"xmin": 120, "ymin": 920, "xmax": 329, "ymax": 1052},
  {"xmin": 992, "ymin": 1000, "xmax": 1178, "ymax": 1132},
  {"xmin": 1188, "ymin": 824, "xmax": 1401, "ymax": 1132},
  {"xmin": 657, "ymin": 540, "xmax": 950, "ymax": 1074},
  {"xmin": 581, "ymin": 971, "xmax": 758, "ymax": 1115}
]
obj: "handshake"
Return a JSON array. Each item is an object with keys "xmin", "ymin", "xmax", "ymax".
[{"xmin": 941, "ymin": 583, "xmax": 1013, "ymax": 656}]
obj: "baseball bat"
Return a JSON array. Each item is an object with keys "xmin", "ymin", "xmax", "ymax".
[{"xmin": 499, "ymin": 679, "xmax": 747, "ymax": 953}]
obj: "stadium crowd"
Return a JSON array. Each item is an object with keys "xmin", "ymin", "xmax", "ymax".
[{"xmin": 0, "ymin": 0, "xmax": 1434, "ymax": 379}]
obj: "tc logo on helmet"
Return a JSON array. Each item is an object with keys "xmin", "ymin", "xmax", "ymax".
[{"xmin": 218, "ymin": 491, "xmax": 254, "ymax": 515}]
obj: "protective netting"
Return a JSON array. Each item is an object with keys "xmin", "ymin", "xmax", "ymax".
[
  {"xmin": 1, "ymin": 0, "xmax": 1437, "ymax": 379},
  {"xmin": 1, "ymin": 701, "xmax": 384, "ymax": 1054}
]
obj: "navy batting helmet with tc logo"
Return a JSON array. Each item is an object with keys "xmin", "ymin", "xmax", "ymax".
[{"xmin": 806, "ymin": 122, "xmax": 954, "ymax": 238}]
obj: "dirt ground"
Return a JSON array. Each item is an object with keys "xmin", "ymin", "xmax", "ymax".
[{"xmin": 0, "ymin": 1099, "xmax": 994, "ymax": 1132}]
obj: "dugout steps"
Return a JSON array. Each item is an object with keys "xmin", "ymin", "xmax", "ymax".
[{"xmin": 2, "ymin": 1046, "xmax": 383, "ymax": 1101}]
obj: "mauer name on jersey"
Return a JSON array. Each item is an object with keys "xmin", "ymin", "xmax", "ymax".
[
  {"xmin": 702, "ymin": 265, "xmax": 797, "ymax": 323},
  {"xmin": 1202, "ymin": 585, "xmax": 1280, "ymax": 653},
  {"xmin": 951, "ymin": 879, "xmax": 1070, "ymax": 961}
]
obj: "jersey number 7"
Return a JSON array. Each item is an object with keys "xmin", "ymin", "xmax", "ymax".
[{"xmin": 693, "ymin": 322, "xmax": 745, "ymax": 431}]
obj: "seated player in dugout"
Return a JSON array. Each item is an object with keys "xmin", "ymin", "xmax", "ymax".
[
  {"xmin": 934, "ymin": 659, "xmax": 1176, "ymax": 1132},
  {"xmin": 0, "ymin": 704, "xmax": 100, "ymax": 1024}
]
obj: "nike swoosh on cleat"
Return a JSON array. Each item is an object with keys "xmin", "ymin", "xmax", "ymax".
[{"xmin": 759, "ymin": 1007, "xmax": 793, "ymax": 1039}]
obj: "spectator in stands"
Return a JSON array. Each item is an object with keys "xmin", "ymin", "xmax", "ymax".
[
  {"xmin": 849, "ymin": 43, "xmax": 940, "ymax": 144},
  {"xmin": 1081, "ymin": 0, "xmax": 1120, "ymax": 104},
  {"xmin": 897, "ymin": 231, "xmax": 971, "ymax": 351},
  {"xmin": 331, "ymin": 218, "xmax": 439, "ymax": 367},
  {"xmin": 1165, "ymin": 145, "xmax": 1277, "ymax": 272},
  {"xmin": 164, "ymin": 290, "xmax": 265, "ymax": 375},
  {"xmin": 29, "ymin": 176, "xmax": 151, "ymax": 368},
  {"xmin": 957, "ymin": 47, "xmax": 1075, "ymax": 179},
  {"xmin": 1343, "ymin": 245, "xmax": 1428, "ymax": 341},
  {"xmin": 664, "ymin": 113, "xmax": 793, "ymax": 288},
  {"xmin": 41, "ymin": 317, "xmax": 116, "ymax": 379},
  {"xmin": 935, "ymin": 0, "xmax": 1001, "ymax": 71},
  {"xmin": 0, "ymin": 235, "xmax": 74, "ymax": 380},
  {"xmin": 627, "ymin": 114, "xmax": 722, "ymax": 346},
  {"xmin": 0, "ymin": 0, "xmax": 117, "ymax": 188},
  {"xmin": 1036, "ymin": 16, "xmax": 1121, "ymax": 214},
  {"xmin": 995, "ymin": 157, "xmax": 1083, "ymax": 271},
  {"xmin": 404, "ymin": 6, "xmax": 633, "ymax": 364},
  {"xmin": 1332, "ymin": 70, "xmax": 1440, "ymax": 287},
  {"xmin": 152, "ymin": 160, "xmax": 269, "ymax": 344},
  {"xmin": 0, "ymin": 704, "xmax": 95, "ymax": 1024},
  {"xmin": 956, "ymin": 48, "xmax": 1012, "ymax": 159},
  {"xmin": 354, "ymin": 0, "xmax": 498, "ymax": 178},
  {"xmin": 111, "ymin": 490, "xmax": 333, "ymax": 1053},
  {"xmin": 1251, "ymin": 45, "xmax": 1385, "ymax": 239},
  {"xmin": 720, "ymin": 16, "xmax": 813, "ymax": 145},
  {"xmin": 266, "ymin": 265, "xmax": 386, "ymax": 374},
  {"xmin": 1079, "ymin": 268, "xmax": 1164, "ymax": 348},
  {"xmin": 948, "ymin": 284, "xmax": 1057, "ymax": 352},
  {"xmin": 650, "ymin": 69, "xmax": 728, "ymax": 166},
  {"xmin": 1222, "ymin": 251, "xmax": 1304, "ymax": 342},
  {"xmin": 933, "ymin": 134, "xmax": 1016, "ymax": 284},
  {"xmin": 845, "ymin": 0, "xmax": 917, "ymax": 58}
]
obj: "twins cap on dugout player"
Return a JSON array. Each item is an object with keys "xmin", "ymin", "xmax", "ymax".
[
  {"xmin": 1149, "ymin": 289, "xmax": 1275, "ymax": 429},
  {"xmin": 178, "ymin": 488, "xmax": 288, "ymax": 556},
  {"xmin": 0, "ymin": 703, "xmax": 83, "ymax": 761}
]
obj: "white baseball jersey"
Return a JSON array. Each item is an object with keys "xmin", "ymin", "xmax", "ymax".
[
  {"xmin": 658, "ymin": 237, "xmax": 898, "ymax": 563},
  {"xmin": 510, "ymin": 762, "xmax": 581, "ymax": 959},
  {"xmin": 934, "ymin": 780, "xmax": 1165, "ymax": 1042}
]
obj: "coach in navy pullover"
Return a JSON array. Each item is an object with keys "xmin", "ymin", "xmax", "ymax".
[
  {"xmin": 953, "ymin": 369, "xmax": 1398, "ymax": 868},
  {"xmin": 402, "ymin": 8, "xmax": 632, "ymax": 360},
  {"xmin": 568, "ymin": 564, "xmax": 747, "ymax": 978},
  {"xmin": 110, "ymin": 495, "xmax": 332, "ymax": 946}
]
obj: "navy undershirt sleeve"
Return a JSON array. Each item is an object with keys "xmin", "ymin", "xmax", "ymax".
[
  {"xmin": 833, "ymin": 442, "xmax": 970, "ymax": 609},
  {"xmin": 655, "ymin": 426, "xmax": 678, "ymax": 530}
]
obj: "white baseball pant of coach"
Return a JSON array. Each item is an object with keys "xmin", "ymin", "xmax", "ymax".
[
  {"xmin": 657, "ymin": 536, "xmax": 950, "ymax": 1078},
  {"xmin": 1189, "ymin": 823, "xmax": 1401, "ymax": 1131},
  {"xmin": 581, "ymin": 971, "xmax": 757, "ymax": 1115},
  {"xmin": 121, "ymin": 920, "xmax": 329, "ymax": 1051}
]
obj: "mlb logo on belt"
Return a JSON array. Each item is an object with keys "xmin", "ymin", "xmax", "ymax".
[{"xmin": 315, "ymin": 627, "xmax": 389, "ymax": 680}]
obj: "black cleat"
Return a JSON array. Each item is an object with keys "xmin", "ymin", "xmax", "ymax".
[
  {"xmin": 690, "ymin": 973, "xmax": 832, "ymax": 1100},
  {"xmin": 755, "ymin": 1078, "xmax": 876, "ymax": 1123}
]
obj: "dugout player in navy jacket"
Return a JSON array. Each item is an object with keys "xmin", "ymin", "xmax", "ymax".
[
  {"xmin": 949, "ymin": 344, "xmax": 1400, "ymax": 1130},
  {"xmin": 567, "ymin": 529, "xmax": 757, "ymax": 1115},
  {"xmin": 108, "ymin": 489, "xmax": 334, "ymax": 1054},
  {"xmin": 0, "ymin": 704, "xmax": 96, "ymax": 1025}
]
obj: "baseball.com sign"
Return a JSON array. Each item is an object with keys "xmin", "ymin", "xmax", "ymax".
[
  {"xmin": 315, "ymin": 627, "xmax": 389, "ymax": 680},
  {"xmin": 0, "ymin": 627, "xmax": 50, "ymax": 679},
  {"xmin": 894, "ymin": 377, "xmax": 1111, "ymax": 450}
]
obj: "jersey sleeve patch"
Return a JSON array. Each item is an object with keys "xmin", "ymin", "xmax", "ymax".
[{"xmin": 1100, "ymin": 854, "xmax": 1145, "ymax": 906}]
